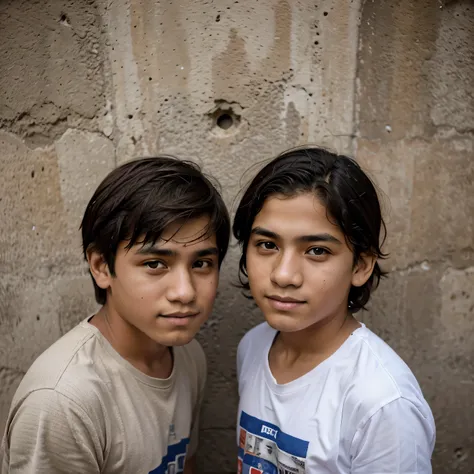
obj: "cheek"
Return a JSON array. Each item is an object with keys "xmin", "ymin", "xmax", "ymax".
[
  {"xmin": 245, "ymin": 248, "xmax": 265, "ymax": 279},
  {"xmin": 198, "ymin": 275, "xmax": 219, "ymax": 303},
  {"xmin": 114, "ymin": 269, "xmax": 159, "ymax": 302},
  {"xmin": 311, "ymin": 260, "xmax": 354, "ymax": 292}
]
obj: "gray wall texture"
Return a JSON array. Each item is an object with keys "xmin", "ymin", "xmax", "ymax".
[{"xmin": 0, "ymin": 0, "xmax": 473, "ymax": 472}]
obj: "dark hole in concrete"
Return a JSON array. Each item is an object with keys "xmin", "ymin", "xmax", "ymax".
[
  {"xmin": 314, "ymin": 41, "xmax": 319, "ymax": 45},
  {"xmin": 209, "ymin": 101, "xmax": 241, "ymax": 132},
  {"xmin": 59, "ymin": 13, "xmax": 70, "ymax": 26},
  {"xmin": 323, "ymin": 11, "xmax": 328, "ymax": 16},
  {"xmin": 216, "ymin": 14, "xmax": 221, "ymax": 22},
  {"xmin": 454, "ymin": 447, "xmax": 463, "ymax": 457},
  {"xmin": 31, "ymin": 170, "xmax": 35, "ymax": 178},
  {"xmin": 217, "ymin": 113, "xmax": 233, "ymax": 130},
  {"xmin": 36, "ymin": 315, "xmax": 40, "ymax": 321},
  {"xmin": 127, "ymin": 114, "xmax": 133, "ymax": 119}
]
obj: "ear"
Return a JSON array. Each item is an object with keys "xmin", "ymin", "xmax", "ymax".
[
  {"xmin": 351, "ymin": 253, "xmax": 377, "ymax": 288},
  {"xmin": 87, "ymin": 247, "xmax": 112, "ymax": 291}
]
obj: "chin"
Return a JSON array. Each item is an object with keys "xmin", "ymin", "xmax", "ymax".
[
  {"xmin": 264, "ymin": 311, "xmax": 308, "ymax": 333},
  {"xmin": 156, "ymin": 331, "xmax": 196, "ymax": 347}
]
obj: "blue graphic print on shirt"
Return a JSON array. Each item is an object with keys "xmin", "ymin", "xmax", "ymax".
[
  {"xmin": 149, "ymin": 438, "xmax": 190, "ymax": 474},
  {"xmin": 238, "ymin": 411, "xmax": 309, "ymax": 474}
]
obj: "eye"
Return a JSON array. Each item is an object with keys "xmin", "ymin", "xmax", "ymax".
[
  {"xmin": 307, "ymin": 247, "xmax": 329, "ymax": 257},
  {"xmin": 193, "ymin": 260, "xmax": 213, "ymax": 269},
  {"xmin": 144, "ymin": 260, "xmax": 166, "ymax": 270},
  {"xmin": 256, "ymin": 241, "xmax": 278, "ymax": 251}
]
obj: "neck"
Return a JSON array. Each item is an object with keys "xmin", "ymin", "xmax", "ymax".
[
  {"xmin": 276, "ymin": 307, "xmax": 360, "ymax": 358},
  {"xmin": 91, "ymin": 305, "xmax": 171, "ymax": 375}
]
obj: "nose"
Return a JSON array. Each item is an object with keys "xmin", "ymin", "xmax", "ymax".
[
  {"xmin": 166, "ymin": 268, "xmax": 196, "ymax": 305},
  {"xmin": 270, "ymin": 251, "xmax": 303, "ymax": 288}
]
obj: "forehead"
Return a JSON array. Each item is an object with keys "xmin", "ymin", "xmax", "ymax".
[{"xmin": 253, "ymin": 193, "xmax": 342, "ymax": 237}]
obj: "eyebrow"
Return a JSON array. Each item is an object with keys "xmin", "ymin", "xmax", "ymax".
[
  {"xmin": 251, "ymin": 226, "xmax": 342, "ymax": 245},
  {"xmin": 136, "ymin": 245, "xmax": 219, "ymax": 258}
]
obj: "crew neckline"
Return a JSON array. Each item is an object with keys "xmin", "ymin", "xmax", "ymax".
[
  {"xmin": 263, "ymin": 323, "xmax": 366, "ymax": 394},
  {"xmin": 82, "ymin": 316, "xmax": 176, "ymax": 389}
]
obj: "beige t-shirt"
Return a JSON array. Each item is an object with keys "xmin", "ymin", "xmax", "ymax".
[{"xmin": 1, "ymin": 317, "xmax": 206, "ymax": 473}]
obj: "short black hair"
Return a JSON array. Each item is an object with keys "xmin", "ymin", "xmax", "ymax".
[
  {"xmin": 232, "ymin": 146, "xmax": 387, "ymax": 313},
  {"xmin": 81, "ymin": 156, "xmax": 230, "ymax": 305}
]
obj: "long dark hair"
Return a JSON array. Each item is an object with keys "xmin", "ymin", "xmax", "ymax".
[{"xmin": 232, "ymin": 146, "xmax": 387, "ymax": 313}]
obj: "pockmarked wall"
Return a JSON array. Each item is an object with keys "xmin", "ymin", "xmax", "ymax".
[{"xmin": 0, "ymin": 1, "xmax": 472, "ymax": 472}]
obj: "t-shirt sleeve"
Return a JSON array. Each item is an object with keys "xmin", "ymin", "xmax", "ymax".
[
  {"xmin": 350, "ymin": 397, "xmax": 435, "ymax": 474},
  {"xmin": 187, "ymin": 343, "xmax": 207, "ymax": 457},
  {"xmin": 5, "ymin": 389, "xmax": 102, "ymax": 473}
]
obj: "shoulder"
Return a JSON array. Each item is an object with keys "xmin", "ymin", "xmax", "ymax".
[
  {"xmin": 11, "ymin": 321, "xmax": 99, "ymax": 401},
  {"xmin": 237, "ymin": 323, "xmax": 275, "ymax": 381},
  {"xmin": 238, "ymin": 322, "xmax": 276, "ymax": 355},
  {"xmin": 342, "ymin": 325, "xmax": 433, "ymax": 426},
  {"xmin": 10, "ymin": 321, "xmax": 111, "ymax": 426}
]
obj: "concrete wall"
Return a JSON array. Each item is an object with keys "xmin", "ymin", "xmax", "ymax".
[{"xmin": 0, "ymin": 0, "xmax": 472, "ymax": 472}]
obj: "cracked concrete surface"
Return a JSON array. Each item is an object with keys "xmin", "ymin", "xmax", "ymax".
[{"xmin": 0, "ymin": 0, "xmax": 473, "ymax": 472}]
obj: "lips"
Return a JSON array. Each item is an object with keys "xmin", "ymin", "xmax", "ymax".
[
  {"xmin": 265, "ymin": 295, "xmax": 306, "ymax": 311},
  {"xmin": 266, "ymin": 295, "xmax": 305, "ymax": 303},
  {"xmin": 159, "ymin": 312, "xmax": 199, "ymax": 327},
  {"xmin": 160, "ymin": 312, "xmax": 198, "ymax": 318}
]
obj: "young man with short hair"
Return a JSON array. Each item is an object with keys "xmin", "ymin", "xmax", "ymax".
[{"xmin": 1, "ymin": 156, "xmax": 230, "ymax": 474}]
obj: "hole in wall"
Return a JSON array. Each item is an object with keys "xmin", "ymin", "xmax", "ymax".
[
  {"xmin": 208, "ymin": 101, "xmax": 242, "ymax": 135},
  {"xmin": 59, "ymin": 13, "xmax": 70, "ymax": 26},
  {"xmin": 216, "ymin": 113, "xmax": 233, "ymax": 130}
]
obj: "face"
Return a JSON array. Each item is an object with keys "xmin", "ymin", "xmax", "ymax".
[
  {"xmin": 96, "ymin": 216, "xmax": 219, "ymax": 347},
  {"xmin": 246, "ymin": 193, "xmax": 374, "ymax": 333}
]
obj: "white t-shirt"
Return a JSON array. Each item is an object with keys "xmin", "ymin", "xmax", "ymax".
[
  {"xmin": 1, "ymin": 317, "xmax": 206, "ymax": 474},
  {"xmin": 236, "ymin": 322, "xmax": 435, "ymax": 474}
]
